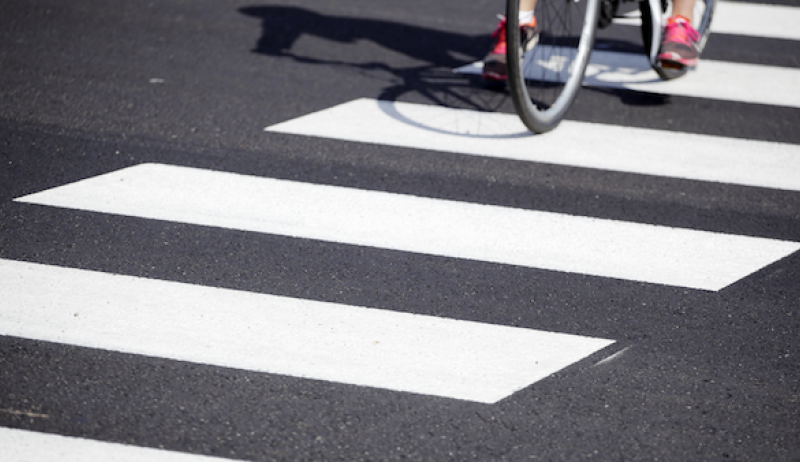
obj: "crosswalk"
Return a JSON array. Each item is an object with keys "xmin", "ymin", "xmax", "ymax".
[
  {"xmin": 14, "ymin": 163, "xmax": 800, "ymax": 290},
  {"xmin": 1, "ymin": 427, "xmax": 233, "ymax": 462},
  {"xmin": 615, "ymin": 1, "xmax": 800, "ymax": 40},
  {"xmin": 3, "ymin": 0, "xmax": 800, "ymax": 459},
  {"xmin": 456, "ymin": 51, "xmax": 800, "ymax": 108},
  {"xmin": 265, "ymin": 98, "xmax": 800, "ymax": 191},
  {"xmin": 0, "ymin": 258, "xmax": 614, "ymax": 404}
]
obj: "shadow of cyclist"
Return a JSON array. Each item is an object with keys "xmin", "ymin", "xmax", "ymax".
[
  {"xmin": 239, "ymin": 5, "xmax": 510, "ymax": 112},
  {"xmin": 240, "ymin": 6, "xmax": 483, "ymax": 68}
]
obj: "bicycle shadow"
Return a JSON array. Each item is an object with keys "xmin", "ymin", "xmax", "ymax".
[
  {"xmin": 240, "ymin": 6, "xmax": 665, "ymax": 136},
  {"xmin": 239, "ymin": 6, "xmax": 513, "ymax": 120}
]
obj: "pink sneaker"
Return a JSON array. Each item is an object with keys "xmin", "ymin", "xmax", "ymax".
[{"xmin": 657, "ymin": 15, "xmax": 700, "ymax": 70}]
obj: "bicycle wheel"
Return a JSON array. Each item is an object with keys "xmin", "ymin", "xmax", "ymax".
[
  {"xmin": 640, "ymin": 0, "xmax": 716, "ymax": 80},
  {"xmin": 506, "ymin": 0, "xmax": 600, "ymax": 133}
]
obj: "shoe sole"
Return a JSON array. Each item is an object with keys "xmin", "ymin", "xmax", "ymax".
[
  {"xmin": 657, "ymin": 58, "xmax": 697, "ymax": 71},
  {"xmin": 482, "ymin": 71, "xmax": 508, "ymax": 82}
]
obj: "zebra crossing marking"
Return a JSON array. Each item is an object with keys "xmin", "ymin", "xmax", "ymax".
[
  {"xmin": 0, "ymin": 258, "xmax": 614, "ymax": 404},
  {"xmin": 15, "ymin": 163, "xmax": 800, "ymax": 291},
  {"xmin": 454, "ymin": 49, "xmax": 800, "ymax": 109},
  {"xmin": 612, "ymin": 1, "xmax": 800, "ymax": 41},
  {"xmin": 266, "ymin": 98, "xmax": 800, "ymax": 193},
  {"xmin": 0, "ymin": 426, "xmax": 237, "ymax": 462},
  {"xmin": 707, "ymin": 1, "xmax": 800, "ymax": 41}
]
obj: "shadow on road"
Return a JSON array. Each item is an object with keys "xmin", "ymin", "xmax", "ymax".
[{"xmin": 239, "ymin": 5, "xmax": 509, "ymax": 113}]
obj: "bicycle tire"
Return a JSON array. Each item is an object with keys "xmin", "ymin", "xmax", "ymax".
[
  {"xmin": 640, "ymin": 0, "xmax": 716, "ymax": 80},
  {"xmin": 506, "ymin": 0, "xmax": 600, "ymax": 133}
]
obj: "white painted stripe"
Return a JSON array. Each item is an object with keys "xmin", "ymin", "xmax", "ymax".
[
  {"xmin": 586, "ymin": 51, "xmax": 800, "ymax": 109},
  {"xmin": 712, "ymin": 1, "xmax": 800, "ymax": 41},
  {"xmin": 613, "ymin": 1, "xmax": 800, "ymax": 41},
  {"xmin": 267, "ymin": 98, "xmax": 800, "ymax": 193},
  {"xmin": 454, "ymin": 49, "xmax": 800, "ymax": 109},
  {"xmin": 0, "ymin": 426, "xmax": 236, "ymax": 462},
  {"xmin": 0, "ymin": 259, "xmax": 614, "ymax": 404},
  {"xmin": 15, "ymin": 163, "xmax": 800, "ymax": 290}
]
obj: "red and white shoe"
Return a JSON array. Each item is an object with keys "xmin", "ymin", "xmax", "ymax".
[{"xmin": 482, "ymin": 16, "xmax": 539, "ymax": 82}]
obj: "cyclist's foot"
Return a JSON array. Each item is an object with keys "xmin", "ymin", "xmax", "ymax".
[
  {"xmin": 482, "ymin": 16, "xmax": 538, "ymax": 83},
  {"xmin": 656, "ymin": 15, "xmax": 700, "ymax": 70}
]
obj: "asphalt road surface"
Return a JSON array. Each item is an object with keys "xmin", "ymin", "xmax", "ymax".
[{"xmin": 2, "ymin": 0, "xmax": 799, "ymax": 460}]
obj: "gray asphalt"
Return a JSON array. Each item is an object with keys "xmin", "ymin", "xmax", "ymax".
[{"xmin": 1, "ymin": 0, "xmax": 799, "ymax": 460}]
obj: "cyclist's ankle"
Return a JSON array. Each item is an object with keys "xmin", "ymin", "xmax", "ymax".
[
  {"xmin": 519, "ymin": 10, "xmax": 534, "ymax": 24},
  {"xmin": 667, "ymin": 15, "xmax": 692, "ymax": 26}
]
